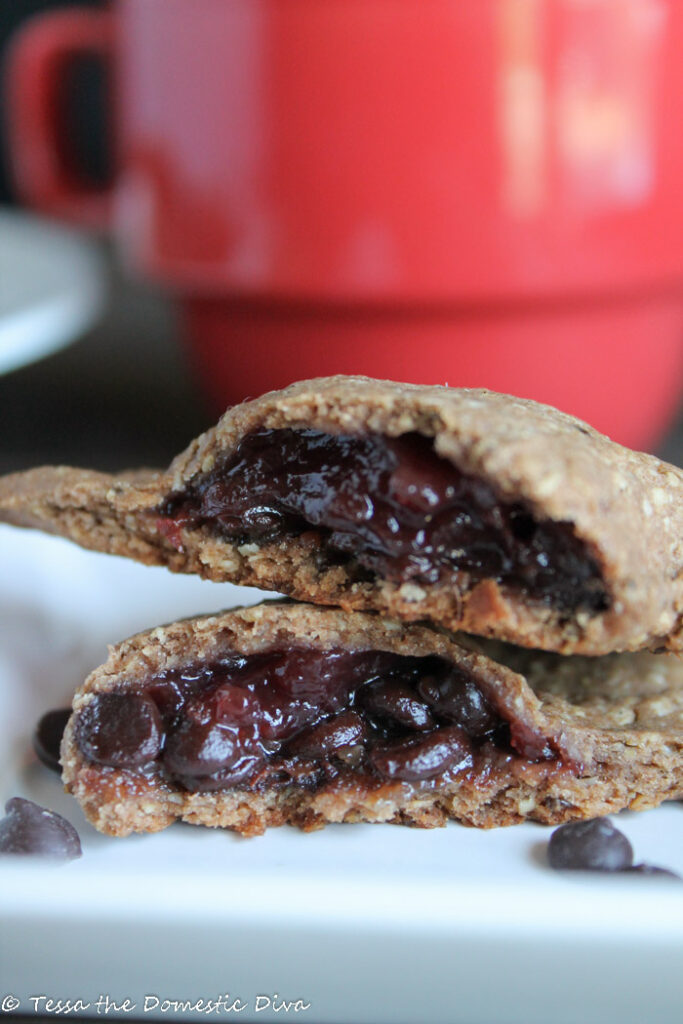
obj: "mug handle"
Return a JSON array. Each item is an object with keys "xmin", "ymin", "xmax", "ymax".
[{"xmin": 5, "ymin": 8, "xmax": 114, "ymax": 229}]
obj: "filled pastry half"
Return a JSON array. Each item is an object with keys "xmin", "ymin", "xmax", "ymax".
[
  {"xmin": 61, "ymin": 603, "xmax": 683, "ymax": 838},
  {"xmin": 2, "ymin": 376, "xmax": 682, "ymax": 654}
]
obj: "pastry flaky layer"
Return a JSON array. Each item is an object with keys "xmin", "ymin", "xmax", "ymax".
[
  {"xmin": 61, "ymin": 603, "xmax": 683, "ymax": 838},
  {"xmin": 1, "ymin": 376, "xmax": 682, "ymax": 654}
]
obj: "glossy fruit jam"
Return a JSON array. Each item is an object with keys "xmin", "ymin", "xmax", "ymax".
[
  {"xmin": 158, "ymin": 429, "xmax": 609, "ymax": 613},
  {"xmin": 74, "ymin": 647, "xmax": 560, "ymax": 793}
]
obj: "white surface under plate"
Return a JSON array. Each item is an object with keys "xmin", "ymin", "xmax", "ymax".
[
  {"xmin": 0, "ymin": 525, "xmax": 682, "ymax": 1024},
  {"xmin": 0, "ymin": 209, "xmax": 106, "ymax": 374}
]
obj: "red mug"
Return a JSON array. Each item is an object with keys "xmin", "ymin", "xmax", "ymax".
[{"xmin": 7, "ymin": 0, "xmax": 683, "ymax": 447}]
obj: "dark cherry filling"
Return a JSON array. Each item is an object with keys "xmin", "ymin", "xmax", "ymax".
[
  {"xmin": 74, "ymin": 647, "xmax": 561, "ymax": 793},
  {"xmin": 158, "ymin": 429, "xmax": 608, "ymax": 614}
]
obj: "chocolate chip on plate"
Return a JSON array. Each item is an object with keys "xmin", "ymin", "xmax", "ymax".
[
  {"xmin": 0, "ymin": 797, "xmax": 82, "ymax": 860},
  {"xmin": 547, "ymin": 818, "xmax": 633, "ymax": 871},
  {"xmin": 33, "ymin": 707, "xmax": 72, "ymax": 773}
]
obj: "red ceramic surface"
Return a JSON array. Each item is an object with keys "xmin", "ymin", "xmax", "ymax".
[
  {"xmin": 7, "ymin": 0, "xmax": 683, "ymax": 446},
  {"xmin": 184, "ymin": 296, "xmax": 683, "ymax": 449}
]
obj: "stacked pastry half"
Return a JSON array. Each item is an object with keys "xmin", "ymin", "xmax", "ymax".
[{"xmin": 2, "ymin": 377, "xmax": 682, "ymax": 837}]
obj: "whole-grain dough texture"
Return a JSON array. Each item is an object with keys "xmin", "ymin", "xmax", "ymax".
[
  {"xmin": 61, "ymin": 603, "xmax": 683, "ymax": 838},
  {"xmin": 1, "ymin": 376, "xmax": 682, "ymax": 655}
]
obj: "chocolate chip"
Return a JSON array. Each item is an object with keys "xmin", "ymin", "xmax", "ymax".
[
  {"xmin": 162, "ymin": 688, "xmax": 264, "ymax": 785},
  {"xmin": 548, "ymin": 818, "xmax": 633, "ymax": 871},
  {"xmin": 370, "ymin": 725, "xmax": 473, "ymax": 781},
  {"xmin": 286, "ymin": 711, "xmax": 367, "ymax": 759},
  {"xmin": 418, "ymin": 670, "xmax": 497, "ymax": 736},
  {"xmin": 361, "ymin": 679, "xmax": 434, "ymax": 731},
  {"xmin": 75, "ymin": 692, "xmax": 163, "ymax": 768},
  {"xmin": 0, "ymin": 797, "xmax": 81, "ymax": 860},
  {"xmin": 33, "ymin": 707, "xmax": 72, "ymax": 773}
]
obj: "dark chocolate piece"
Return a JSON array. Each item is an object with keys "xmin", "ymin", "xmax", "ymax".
[
  {"xmin": 33, "ymin": 707, "xmax": 71, "ymax": 773},
  {"xmin": 75, "ymin": 692, "xmax": 163, "ymax": 769},
  {"xmin": 547, "ymin": 818, "xmax": 633, "ymax": 871},
  {"xmin": 0, "ymin": 797, "xmax": 82, "ymax": 860}
]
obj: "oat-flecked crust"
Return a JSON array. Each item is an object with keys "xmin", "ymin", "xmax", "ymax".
[
  {"xmin": 61, "ymin": 603, "xmax": 683, "ymax": 838},
  {"xmin": 2, "ymin": 376, "xmax": 682, "ymax": 654}
]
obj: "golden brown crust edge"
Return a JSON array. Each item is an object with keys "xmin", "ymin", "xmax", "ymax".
[
  {"xmin": 2, "ymin": 376, "xmax": 682, "ymax": 654},
  {"xmin": 61, "ymin": 603, "xmax": 683, "ymax": 838}
]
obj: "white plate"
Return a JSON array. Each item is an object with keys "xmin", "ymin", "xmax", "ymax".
[
  {"xmin": 0, "ymin": 209, "xmax": 106, "ymax": 374},
  {"xmin": 0, "ymin": 525, "xmax": 682, "ymax": 1024}
]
